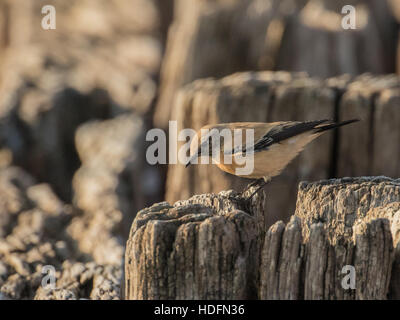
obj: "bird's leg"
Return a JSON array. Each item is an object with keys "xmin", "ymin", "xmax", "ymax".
[
  {"xmin": 241, "ymin": 178, "xmax": 264, "ymax": 194},
  {"xmin": 246, "ymin": 177, "xmax": 271, "ymax": 201}
]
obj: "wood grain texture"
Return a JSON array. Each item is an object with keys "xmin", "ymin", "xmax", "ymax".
[
  {"xmin": 294, "ymin": 177, "xmax": 399, "ymax": 299},
  {"xmin": 127, "ymin": 177, "xmax": 400, "ymax": 300},
  {"xmin": 125, "ymin": 187, "xmax": 266, "ymax": 299}
]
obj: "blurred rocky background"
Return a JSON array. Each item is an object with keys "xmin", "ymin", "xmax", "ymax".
[{"xmin": 0, "ymin": 0, "xmax": 399, "ymax": 299}]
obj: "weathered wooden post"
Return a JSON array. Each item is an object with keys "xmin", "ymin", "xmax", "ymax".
[
  {"xmin": 296, "ymin": 177, "xmax": 400, "ymax": 299},
  {"xmin": 126, "ymin": 177, "xmax": 400, "ymax": 300},
  {"xmin": 260, "ymin": 177, "xmax": 400, "ymax": 299},
  {"xmin": 125, "ymin": 188, "xmax": 266, "ymax": 299}
]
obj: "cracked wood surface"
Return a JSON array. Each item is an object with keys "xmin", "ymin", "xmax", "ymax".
[
  {"xmin": 125, "ymin": 188, "xmax": 265, "ymax": 299},
  {"xmin": 126, "ymin": 177, "xmax": 400, "ymax": 300},
  {"xmin": 293, "ymin": 177, "xmax": 400, "ymax": 299}
]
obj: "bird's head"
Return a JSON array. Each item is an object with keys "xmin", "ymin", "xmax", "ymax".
[{"xmin": 185, "ymin": 125, "xmax": 225, "ymax": 167}]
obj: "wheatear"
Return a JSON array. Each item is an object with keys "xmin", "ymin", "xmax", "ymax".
[{"xmin": 185, "ymin": 119, "xmax": 359, "ymax": 199}]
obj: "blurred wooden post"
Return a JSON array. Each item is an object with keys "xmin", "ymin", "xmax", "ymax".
[{"xmin": 164, "ymin": 71, "xmax": 400, "ymax": 228}]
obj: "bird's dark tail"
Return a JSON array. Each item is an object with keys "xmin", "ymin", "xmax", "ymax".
[{"xmin": 314, "ymin": 119, "xmax": 360, "ymax": 133}]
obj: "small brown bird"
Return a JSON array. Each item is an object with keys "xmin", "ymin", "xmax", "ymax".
[{"xmin": 185, "ymin": 119, "xmax": 359, "ymax": 198}]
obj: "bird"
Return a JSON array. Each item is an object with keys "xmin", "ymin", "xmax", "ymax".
[{"xmin": 185, "ymin": 119, "xmax": 359, "ymax": 199}]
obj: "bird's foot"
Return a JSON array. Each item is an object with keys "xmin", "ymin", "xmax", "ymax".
[
  {"xmin": 242, "ymin": 177, "xmax": 271, "ymax": 202},
  {"xmin": 241, "ymin": 178, "xmax": 264, "ymax": 195}
]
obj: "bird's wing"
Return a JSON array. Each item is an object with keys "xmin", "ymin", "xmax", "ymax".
[
  {"xmin": 221, "ymin": 120, "xmax": 330, "ymax": 155},
  {"xmin": 222, "ymin": 123, "xmax": 276, "ymax": 155},
  {"xmin": 243, "ymin": 120, "xmax": 330, "ymax": 154}
]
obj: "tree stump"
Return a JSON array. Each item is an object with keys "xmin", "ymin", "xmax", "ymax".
[
  {"xmin": 125, "ymin": 188, "xmax": 266, "ymax": 299},
  {"xmin": 259, "ymin": 216, "xmax": 303, "ymax": 299},
  {"xmin": 127, "ymin": 177, "xmax": 400, "ymax": 300},
  {"xmin": 293, "ymin": 177, "xmax": 400, "ymax": 299}
]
